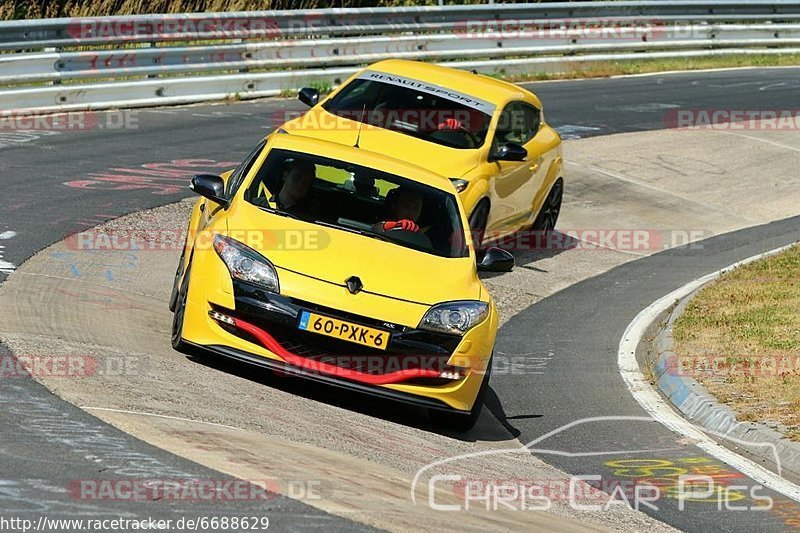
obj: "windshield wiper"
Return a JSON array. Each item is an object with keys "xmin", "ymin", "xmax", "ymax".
[
  {"xmin": 312, "ymin": 219, "xmax": 393, "ymax": 243},
  {"xmin": 255, "ymin": 205, "xmax": 302, "ymax": 220}
]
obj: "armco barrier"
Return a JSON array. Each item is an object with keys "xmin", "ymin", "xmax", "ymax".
[{"xmin": 1, "ymin": 1, "xmax": 800, "ymax": 112}]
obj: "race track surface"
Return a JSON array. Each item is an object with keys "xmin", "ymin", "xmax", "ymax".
[{"xmin": 1, "ymin": 67, "xmax": 799, "ymax": 531}]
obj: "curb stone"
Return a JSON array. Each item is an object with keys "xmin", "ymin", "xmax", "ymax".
[{"xmin": 651, "ymin": 288, "xmax": 800, "ymax": 478}]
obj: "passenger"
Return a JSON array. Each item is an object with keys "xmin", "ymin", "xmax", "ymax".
[{"xmin": 272, "ymin": 159, "xmax": 316, "ymax": 216}]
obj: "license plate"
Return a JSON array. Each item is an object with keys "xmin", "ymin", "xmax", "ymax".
[{"xmin": 298, "ymin": 311, "xmax": 389, "ymax": 350}]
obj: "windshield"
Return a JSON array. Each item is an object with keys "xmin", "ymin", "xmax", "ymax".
[
  {"xmin": 322, "ymin": 72, "xmax": 493, "ymax": 150},
  {"xmin": 243, "ymin": 148, "xmax": 469, "ymax": 258}
]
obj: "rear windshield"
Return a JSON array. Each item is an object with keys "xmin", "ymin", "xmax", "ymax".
[
  {"xmin": 322, "ymin": 73, "xmax": 493, "ymax": 150},
  {"xmin": 243, "ymin": 148, "xmax": 469, "ymax": 259}
]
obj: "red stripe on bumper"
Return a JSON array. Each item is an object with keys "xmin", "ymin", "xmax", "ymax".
[{"xmin": 232, "ymin": 317, "xmax": 443, "ymax": 385}]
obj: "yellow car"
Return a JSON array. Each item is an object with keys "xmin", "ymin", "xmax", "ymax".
[
  {"xmin": 285, "ymin": 59, "xmax": 564, "ymax": 244},
  {"xmin": 170, "ymin": 133, "xmax": 513, "ymax": 430}
]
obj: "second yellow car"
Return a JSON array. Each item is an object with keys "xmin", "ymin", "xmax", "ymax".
[{"xmin": 285, "ymin": 59, "xmax": 564, "ymax": 245}]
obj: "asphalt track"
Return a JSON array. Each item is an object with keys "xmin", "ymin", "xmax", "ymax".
[
  {"xmin": 492, "ymin": 216, "xmax": 800, "ymax": 531},
  {"xmin": 1, "ymin": 67, "xmax": 799, "ymax": 530}
]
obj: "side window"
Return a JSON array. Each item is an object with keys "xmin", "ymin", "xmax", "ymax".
[
  {"xmin": 494, "ymin": 103, "xmax": 525, "ymax": 147},
  {"xmin": 225, "ymin": 141, "xmax": 266, "ymax": 198},
  {"xmin": 521, "ymin": 103, "xmax": 542, "ymax": 141},
  {"xmin": 492, "ymin": 102, "xmax": 542, "ymax": 149}
]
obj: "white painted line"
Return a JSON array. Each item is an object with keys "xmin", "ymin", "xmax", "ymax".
[
  {"xmin": 0, "ymin": 230, "xmax": 16, "ymax": 273},
  {"xmin": 618, "ymin": 242, "xmax": 800, "ymax": 503},
  {"xmin": 567, "ymin": 161, "xmax": 691, "ymax": 199},
  {"xmin": 709, "ymin": 129, "xmax": 800, "ymax": 154},
  {"xmin": 608, "ymin": 65, "xmax": 800, "ymax": 79}
]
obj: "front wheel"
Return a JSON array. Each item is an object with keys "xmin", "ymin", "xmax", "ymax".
[
  {"xmin": 430, "ymin": 357, "xmax": 492, "ymax": 432},
  {"xmin": 468, "ymin": 201, "xmax": 490, "ymax": 251},
  {"xmin": 168, "ymin": 248, "xmax": 186, "ymax": 312},
  {"xmin": 171, "ymin": 259, "xmax": 192, "ymax": 354}
]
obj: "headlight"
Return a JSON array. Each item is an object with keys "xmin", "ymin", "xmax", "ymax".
[
  {"xmin": 213, "ymin": 234, "xmax": 279, "ymax": 293},
  {"xmin": 449, "ymin": 178, "xmax": 468, "ymax": 192},
  {"xmin": 419, "ymin": 301, "xmax": 489, "ymax": 335}
]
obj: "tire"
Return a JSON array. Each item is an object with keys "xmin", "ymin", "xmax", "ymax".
[
  {"xmin": 532, "ymin": 178, "xmax": 564, "ymax": 232},
  {"xmin": 171, "ymin": 258, "xmax": 192, "ymax": 353},
  {"xmin": 468, "ymin": 201, "xmax": 490, "ymax": 251},
  {"xmin": 168, "ymin": 248, "xmax": 186, "ymax": 312},
  {"xmin": 430, "ymin": 356, "xmax": 493, "ymax": 432}
]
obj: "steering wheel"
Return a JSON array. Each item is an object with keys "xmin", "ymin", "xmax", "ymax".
[
  {"xmin": 454, "ymin": 123, "xmax": 480, "ymax": 147},
  {"xmin": 434, "ymin": 121, "xmax": 480, "ymax": 148}
]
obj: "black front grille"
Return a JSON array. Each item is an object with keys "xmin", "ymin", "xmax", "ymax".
[
  {"xmin": 238, "ymin": 318, "xmax": 451, "ymax": 375},
  {"xmin": 223, "ymin": 281, "xmax": 463, "ymax": 377}
]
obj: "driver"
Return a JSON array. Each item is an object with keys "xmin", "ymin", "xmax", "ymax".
[
  {"xmin": 272, "ymin": 159, "xmax": 316, "ymax": 216},
  {"xmin": 374, "ymin": 187, "xmax": 423, "ymax": 233}
]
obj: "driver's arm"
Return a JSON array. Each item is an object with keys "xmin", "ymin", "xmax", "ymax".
[{"xmin": 373, "ymin": 220, "xmax": 419, "ymax": 232}]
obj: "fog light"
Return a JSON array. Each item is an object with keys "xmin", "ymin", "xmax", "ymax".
[
  {"xmin": 439, "ymin": 367, "xmax": 465, "ymax": 380},
  {"xmin": 209, "ymin": 310, "xmax": 235, "ymax": 325}
]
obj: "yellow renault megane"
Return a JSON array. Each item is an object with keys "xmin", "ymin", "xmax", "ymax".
[
  {"xmin": 284, "ymin": 59, "xmax": 564, "ymax": 245},
  {"xmin": 170, "ymin": 133, "xmax": 513, "ymax": 430}
]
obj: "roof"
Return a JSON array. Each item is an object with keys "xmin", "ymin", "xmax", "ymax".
[
  {"xmin": 265, "ymin": 132, "xmax": 455, "ymax": 192},
  {"xmin": 366, "ymin": 59, "xmax": 528, "ymax": 105}
]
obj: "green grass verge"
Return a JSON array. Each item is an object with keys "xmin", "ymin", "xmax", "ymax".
[
  {"xmin": 673, "ymin": 244, "xmax": 800, "ymax": 441},
  {"xmin": 496, "ymin": 53, "xmax": 800, "ymax": 82}
]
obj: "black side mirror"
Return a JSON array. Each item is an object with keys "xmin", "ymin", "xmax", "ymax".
[
  {"xmin": 298, "ymin": 87, "xmax": 320, "ymax": 107},
  {"xmin": 190, "ymin": 174, "xmax": 228, "ymax": 208},
  {"xmin": 489, "ymin": 142, "xmax": 527, "ymax": 162},
  {"xmin": 477, "ymin": 247, "xmax": 514, "ymax": 272}
]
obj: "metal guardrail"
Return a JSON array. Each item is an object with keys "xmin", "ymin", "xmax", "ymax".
[{"xmin": 2, "ymin": 1, "xmax": 800, "ymax": 113}]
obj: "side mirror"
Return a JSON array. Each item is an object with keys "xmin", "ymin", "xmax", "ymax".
[
  {"xmin": 477, "ymin": 247, "xmax": 514, "ymax": 272},
  {"xmin": 190, "ymin": 174, "xmax": 228, "ymax": 208},
  {"xmin": 298, "ymin": 87, "xmax": 320, "ymax": 107},
  {"xmin": 489, "ymin": 142, "xmax": 527, "ymax": 162}
]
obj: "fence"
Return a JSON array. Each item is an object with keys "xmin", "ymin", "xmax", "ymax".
[{"xmin": 2, "ymin": 1, "xmax": 800, "ymax": 112}]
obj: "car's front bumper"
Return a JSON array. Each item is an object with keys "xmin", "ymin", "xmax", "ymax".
[
  {"xmin": 184, "ymin": 340, "xmax": 459, "ymax": 412},
  {"xmin": 181, "ymin": 277, "xmax": 495, "ymax": 412}
]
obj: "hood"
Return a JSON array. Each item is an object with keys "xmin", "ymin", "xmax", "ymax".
[
  {"xmin": 229, "ymin": 203, "xmax": 481, "ymax": 307},
  {"xmin": 282, "ymin": 108, "xmax": 481, "ymax": 178}
]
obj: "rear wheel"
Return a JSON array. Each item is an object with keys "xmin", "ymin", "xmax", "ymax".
[
  {"xmin": 532, "ymin": 178, "xmax": 563, "ymax": 232},
  {"xmin": 171, "ymin": 259, "xmax": 192, "ymax": 353},
  {"xmin": 430, "ymin": 356, "xmax": 492, "ymax": 432},
  {"xmin": 468, "ymin": 201, "xmax": 490, "ymax": 251}
]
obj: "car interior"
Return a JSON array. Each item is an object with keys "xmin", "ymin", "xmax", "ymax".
[
  {"xmin": 243, "ymin": 149, "xmax": 468, "ymax": 258},
  {"xmin": 322, "ymin": 78, "xmax": 491, "ymax": 149}
]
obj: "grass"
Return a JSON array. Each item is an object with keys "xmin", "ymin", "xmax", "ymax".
[
  {"xmin": 673, "ymin": 244, "xmax": 800, "ymax": 441},
  {"xmin": 0, "ymin": 0, "xmax": 474, "ymax": 19},
  {"xmin": 494, "ymin": 53, "xmax": 800, "ymax": 82}
]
